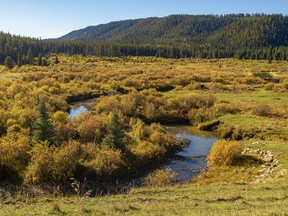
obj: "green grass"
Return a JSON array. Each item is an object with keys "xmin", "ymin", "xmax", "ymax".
[
  {"xmin": 219, "ymin": 113, "xmax": 288, "ymax": 140},
  {"xmin": 216, "ymin": 89, "xmax": 288, "ymax": 106},
  {"xmin": 1, "ymin": 179, "xmax": 287, "ymax": 215}
]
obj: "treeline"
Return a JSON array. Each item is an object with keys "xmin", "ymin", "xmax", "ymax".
[
  {"xmin": 1, "ymin": 33, "xmax": 288, "ymax": 67},
  {"xmin": 1, "ymin": 14, "xmax": 288, "ymax": 67}
]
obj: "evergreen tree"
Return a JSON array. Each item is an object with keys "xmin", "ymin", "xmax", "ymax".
[
  {"xmin": 54, "ymin": 55, "xmax": 59, "ymax": 64},
  {"xmin": 4, "ymin": 56, "xmax": 15, "ymax": 69},
  {"xmin": 27, "ymin": 48, "xmax": 34, "ymax": 64},
  {"xmin": 38, "ymin": 53, "xmax": 43, "ymax": 66},
  {"xmin": 33, "ymin": 100, "xmax": 56, "ymax": 146},
  {"xmin": 102, "ymin": 112, "xmax": 126, "ymax": 150},
  {"xmin": 17, "ymin": 53, "xmax": 22, "ymax": 67}
]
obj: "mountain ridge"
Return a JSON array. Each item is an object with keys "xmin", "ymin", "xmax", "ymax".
[
  {"xmin": 57, "ymin": 14, "xmax": 288, "ymax": 48},
  {"xmin": 1, "ymin": 14, "xmax": 288, "ymax": 65}
]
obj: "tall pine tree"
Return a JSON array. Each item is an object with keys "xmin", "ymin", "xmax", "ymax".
[
  {"xmin": 102, "ymin": 112, "xmax": 126, "ymax": 150},
  {"xmin": 33, "ymin": 100, "xmax": 56, "ymax": 146},
  {"xmin": 37, "ymin": 53, "xmax": 43, "ymax": 66},
  {"xmin": 17, "ymin": 53, "xmax": 22, "ymax": 67}
]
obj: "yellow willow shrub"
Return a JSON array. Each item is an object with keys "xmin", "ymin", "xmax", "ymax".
[
  {"xmin": 84, "ymin": 144, "xmax": 125, "ymax": 177},
  {"xmin": 52, "ymin": 111, "xmax": 68, "ymax": 124},
  {"xmin": 145, "ymin": 169, "xmax": 176, "ymax": 187},
  {"xmin": 54, "ymin": 121, "xmax": 78, "ymax": 143},
  {"xmin": 0, "ymin": 129, "xmax": 31, "ymax": 181},
  {"xmin": 25, "ymin": 141, "xmax": 55, "ymax": 183},
  {"xmin": 252, "ymin": 103, "xmax": 272, "ymax": 117},
  {"xmin": 52, "ymin": 140, "xmax": 82, "ymax": 182},
  {"xmin": 214, "ymin": 102, "xmax": 240, "ymax": 115},
  {"xmin": 18, "ymin": 108, "xmax": 38, "ymax": 129},
  {"xmin": 129, "ymin": 118, "xmax": 150, "ymax": 140},
  {"xmin": 207, "ymin": 140, "xmax": 243, "ymax": 166},
  {"xmin": 95, "ymin": 95, "xmax": 120, "ymax": 114},
  {"xmin": 149, "ymin": 130, "xmax": 176, "ymax": 150},
  {"xmin": 119, "ymin": 93, "xmax": 146, "ymax": 116},
  {"xmin": 129, "ymin": 140, "xmax": 166, "ymax": 165},
  {"xmin": 0, "ymin": 109, "xmax": 8, "ymax": 135},
  {"xmin": 264, "ymin": 82, "xmax": 275, "ymax": 90},
  {"xmin": 76, "ymin": 113, "xmax": 108, "ymax": 143},
  {"xmin": 26, "ymin": 140, "xmax": 82, "ymax": 183},
  {"xmin": 188, "ymin": 107, "xmax": 216, "ymax": 125}
]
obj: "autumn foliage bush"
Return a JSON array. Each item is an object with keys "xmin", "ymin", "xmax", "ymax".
[
  {"xmin": 95, "ymin": 90, "xmax": 216, "ymax": 123},
  {"xmin": 82, "ymin": 144, "xmax": 125, "ymax": 180},
  {"xmin": 0, "ymin": 130, "xmax": 31, "ymax": 182},
  {"xmin": 207, "ymin": 140, "xmax": 243, "ymax": 166},
  {"xmin": 145, "ymin": 169, "xmax": 176, "ymax": 187},
  {"xmin": 252, "ymin": 103, "xmax": 272, "ymax": 117}
]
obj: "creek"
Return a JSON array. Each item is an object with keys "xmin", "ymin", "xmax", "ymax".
[{"xmin": 68, "ymin": 100, "xmax": 217, "ymax": 183}]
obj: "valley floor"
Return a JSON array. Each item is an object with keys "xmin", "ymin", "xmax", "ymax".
[{"xmin": 0, "ymin": 57, "xmax": 288, "ymax": 215}]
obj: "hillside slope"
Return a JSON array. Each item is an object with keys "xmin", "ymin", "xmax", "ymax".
[{"xmin": 58, "ymin": 14, "xmax": 288, "ymax": 48}]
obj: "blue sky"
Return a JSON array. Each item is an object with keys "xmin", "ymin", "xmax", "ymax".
[{"xmin": 1, "ymin": 0, "xmax": 288, "ymax": 39}]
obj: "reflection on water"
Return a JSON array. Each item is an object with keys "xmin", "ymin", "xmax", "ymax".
[
  {"xmin": 68, "ymin": 99, "xmax": 96, "ymax": 118},
  {"xmin": 69, "ymin": 105, "xmax": 88, "ymax": 118},
  {"xmin": 163, "ymin": 125, "xmax": 217, "ymax": 183}
]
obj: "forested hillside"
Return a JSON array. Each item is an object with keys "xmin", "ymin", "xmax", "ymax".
[
  {"xmin": 58, "ymin": 15, "xmax": 240, "ymax": 43},
  {"xmin": 1, "ymin": 14, "xmax": 288, "ymax": 66}
]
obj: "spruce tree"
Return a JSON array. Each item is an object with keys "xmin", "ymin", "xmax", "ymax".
[
  {"xmin": 17, "ymin": 53, "xmax": 22, "ymax": 67},
  {"xmin": 27, "ymin": 48, "xmax": 34, "ymax": 65},
  {"xmin": 102, "ymin": 112, "xmax": 126, "ymax": 150},
  {"xmin": 4, "ymin": 56, "xmax": 15, "ymax": 69},
  {"xmin": 54, "ymin": 55, "xmax": 59, "ymax": 64},
  {"xmin": 33, "ymin": 100, "xmax": 56, "ymax": 146},
  {"xmin": 38, "ymin": 53, "xmax": 43, "ymax": 66}
]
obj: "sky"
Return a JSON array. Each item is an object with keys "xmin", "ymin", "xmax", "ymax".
[{"xmin": 1, "ymin": 0, "xmax": 288, "ymax": 39}]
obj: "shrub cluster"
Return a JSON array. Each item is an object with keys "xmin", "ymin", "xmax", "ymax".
[
  {"xmin": 96, "ymin": 90, "xmax": 216, "ymax": 124},
  {"xmin": 0, "ymin": 109, "xmax": 183, "ymax": 185}
]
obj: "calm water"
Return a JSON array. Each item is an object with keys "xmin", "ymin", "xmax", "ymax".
[
  {"xmin": 68, "ymin": 99, "xmax": 95, "ymax": 118},
  {"xmin": 68, "ymin": 104, "xmax": 217, "ymax": 183},
  {"xmin": 69, "ymin": 105, "xmax": 88, "ymax": 118},
  {"xmin": 163, "ymin": 126, "xmax": 217, "ymax": 183}
]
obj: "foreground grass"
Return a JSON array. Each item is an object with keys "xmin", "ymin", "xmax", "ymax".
[{"xmin": 1, "ymin": 179, "xmax": 287, "ymax": 215}]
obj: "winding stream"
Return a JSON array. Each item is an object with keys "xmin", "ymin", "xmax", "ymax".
[
  {"xmin": 68, "ymin": 101, "xmax": 217, "ymax": 183},
  {"xmin": 163, "ymin": 126, "xmax": 217, "ymax": 183}
]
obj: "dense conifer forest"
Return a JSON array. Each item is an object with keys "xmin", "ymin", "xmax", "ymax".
[{"xmin": 1, "ymin": 14, "xmax": 288, "ymax": 66}]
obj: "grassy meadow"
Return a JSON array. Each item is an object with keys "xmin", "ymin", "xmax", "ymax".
[{"xmin": 0, "ymin": 56, "xmax": 287, "ymax": 215}]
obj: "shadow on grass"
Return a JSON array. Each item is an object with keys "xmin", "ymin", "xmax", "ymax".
[{"xmin": 234, "ymin": 155, "xmax": 264, "ymax": 166}]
